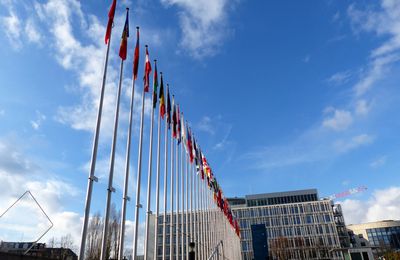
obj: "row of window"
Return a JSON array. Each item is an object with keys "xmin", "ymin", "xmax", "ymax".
[
  {"xmin": 234, "ymin": 201, "xmax": 333, "ymax": 218},
  {"xmin": 246, "ymin": 193, "xmax": 318, "ymax": 207},
  {"xmin": 237, "ymin": 214, "xmax": 333, "ymax": 229},
  {"xmin": 240, "ymin": 235, "xmax": 339, "ymax": 252},
  {"xmin": 240, "ymin": 224, "xmax": 337, "ymax": 240}
]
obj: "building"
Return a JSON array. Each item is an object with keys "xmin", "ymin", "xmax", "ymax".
[
  {"xmin": 153, "ymin": 210, "xmax": 242, "ymax": 260},
  {"xmin": 0, "ymin": 242, "xmax": 77, "ymax": 260},
  {"xmin": 228, "ymin": 189, "xmax": 344, "ymax": 260},
  {"xmin": 347, "ymin": 220, "xmax": 400, "ymax": 256}
]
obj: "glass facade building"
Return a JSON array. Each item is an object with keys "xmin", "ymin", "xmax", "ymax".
[
  {"xmin": 348, "ymin": 220, "xmax": 400, "ymax": 256},
  {"xmin": 365, "ymin": 226, "xmax": 400, "ymax": 248},
  {"xmin": 229, "ymin": 189, "xmax": 344, "ymax": 260}
]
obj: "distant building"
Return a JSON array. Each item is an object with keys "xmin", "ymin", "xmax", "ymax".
[
  {"xmin": 0, "ymin": 241, "xmax": 77, "ymax": 260},
  {"xmin": 228, "ymin": 189, "xmax": 344, "ymax": 260},
  {"xmin": 347, "ymin": 220, "xmax": 400, "ymax": 256}
]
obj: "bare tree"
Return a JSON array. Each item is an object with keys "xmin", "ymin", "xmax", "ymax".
[
  {"xmin": 86, "ymin": 212, "xmax": 103, "ymax": 260},
  {"xmin": 60, "ymin": 234, "xmax": 74, "ymax": 249},
  {"xmin": 84, "ymin": 204, "xmax": 121, "ymax": 260},
  {"xmin": 109, "ymin": 203, "xmax": 121, "ymax": 259},
  {"xmin": 47, "ymin": 237, "xmax": 57, "ymax": 248},
  {"xmin": 270, "ymin": 236, "xmax": 290, "ymax": 260}
]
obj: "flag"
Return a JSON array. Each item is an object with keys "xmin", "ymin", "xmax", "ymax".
[
  {"xmin": 166, "ymin": 85, "xmax": 171, "ymax": 128},
  {"xmin": 118, "ymin": 9, "xmax": 129, "ymax": 60},
  {"xmin": 143, "ymin": 46, "xmax": 152, "ymax": 92},
  {"xmin": 159, "ymin": 73, "xmax": 165, "ymax": 119},
  {"xmin": 181, "ymin": 114, "xmax": 186, "ymax": 147},
  {"xmin": 193, "ymin": 138, "xmax": 198, "ymax": 168},
  {"xmin": 191, "ymin": 134, "xmax": 196, "ymax": 165},
  {"xmin": 105, "ymin": 0, "xmax": 117, "ymax": 44},
  {"xmin": 177, "ymin": 105, "xmax": 181, "ymax": 144},
  {"xmin": 152, "ymin": 60, "xmax": 158, "ymax": 108},
  {"xmin": 187, "ymin": 127, "xmax": 193, "ymax": 163},
  {"xmin": 172, "ymin": 98, "xmax": 177, "ymax": 138},
  {"xmin": 133, "ymin": 27, "xmax": 139, "ymax": 80}
]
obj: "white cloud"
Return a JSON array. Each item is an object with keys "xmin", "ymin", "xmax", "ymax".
[
  {"xmin": 25, "ymin": 18, "xmax": 41, "ymax": 43},
  {"xmin": 370, "ymin": 155, "xmax": 386, "ymax": 168},
  {"xmin": 0, "ymin": 109, "xmax": 4, "ymax": 116},
  {"xmin": 0, "ymin": 137, "xmax": 82, "ymax": 250},
  {"xmin": 161, "ymin": 0, "xmax": 232, "ymax": 58},
  {"xmin": 322, "ymin": 109, "xmax": 353, "ymax": 131},
  {"xmin": 327, "ymin": 70, "xmax": 352, "ymax": 85},
  {"xmin": 354, "ymin": 53, "xmax": 400, "ymax": 96},
  {"xmin": 348, "ymin": 1, "xmax": 400, "ymax": 96},
  {"xmin": 1, "ymin": 10, "xmax": 21, "ymax": 49},
  {"xmin": 213, "ymin": 124, "xmax": 232, "ymax": 150},
  {"xmin": 303, "ymin": 55, "xmax": 310, "ymax": 63},
  {"xmin": 355, "ymin": 99, "xmax": 370, "ymax": 116},
  {"xmin": 196, "ymin": 116, "xmax": 215, "ymax": 135},
  {"xmin": 333, "ymin": 134, "xmax": 374, "ymax": 153},
  {"xmin": 341, "ymin": 186, "xmax": 400, "ymax": 225},
  {"xmin": 30, "ymin": 110, "xmax": 46, "ymax": 130}
]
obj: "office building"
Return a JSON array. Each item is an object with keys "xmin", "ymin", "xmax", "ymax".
[
  {"xmin": 228, "ymin": 189, "xmax": 344, "ymax": 260},
  {"xmin": 347, "ymin": 220, "xmax": 400, "ymax": 256}
]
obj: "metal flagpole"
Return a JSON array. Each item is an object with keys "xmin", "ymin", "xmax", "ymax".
[
  {"xmin": 118, "ymin": 24, "xmax": 139, "ymax": 260},
  {"xmin": 162, "ymin": 86, "xmax": 169, "ymax": 260},
  {"xmin": 176, "ymin": 137, "xmax": 180, "ymax": 260},
  {"xmin": 180, "ymin": 137, "xmax": 185, "ymax": 260},
  {"xmin": 153, "ymin": 72, "xmax": 162, "ymax": 260},
  {"xmin": 132, "ymin": 45, "xmax": 150, "ymax": 259},
  {"xmin": 200, "ymin": 175, "xmax": 206, "ymax": 259},
  {"xmin": 185, "ymin": 151, "xmax": 189, "ymax": 259},
  {"xmin": 189, "ymin": 155, "xmax": 193, "ymax": 247},
  {"xmin": 196, "ymin": 167, "xmax": 202, "ymax": 260},
  {"xmin": 118, "ymin": 68, "xmax": 136, "ymax": 260},
  {"xmin": 79, "ymin": 16, "xmax": 112, "ymax": 260},
  {"xmin": 144, "ymin": 60, "xmax": 157, "ymax": 259},
  {"xmin": 193, "ymin": 164, "xmax": 198, "ymax": 258},
  {"xmin": 119, "ymin": 25, "xmax": 139, "ymax": 260},
  {"xmin": 100, "ymin": 55, "xmax": 124, "ymax": 260},
  {"xmin": 169, "ymin": 133, "xmax": 175, "ymax": 260}
]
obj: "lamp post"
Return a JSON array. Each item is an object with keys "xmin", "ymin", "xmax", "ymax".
[{"xmin": 189, "ymin": 242, "xmax": 195, "ymax": 260}]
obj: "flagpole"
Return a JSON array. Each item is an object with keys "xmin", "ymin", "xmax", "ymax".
[
  {"xmin": 118, "ymin": 75, "xmax": 136, "ymax": 260},
  {"xmin": 197, "ymin": 171, "xmax": 205, "ymax": 259},
  {"xmin": 118, "ymin": 25, "xmax": 139, "ymax": 260},
  {"xmin": 153, "ymin": 72, "xmax": 162, "ymax": 260},
  {"xmin": 169, "ymin": 128, "xmax": 175, "ymax": 260},
  {"xmin": 100, "ymin": 55, "xmax": 124, "ymax": 260},
  {"xmin": 175, "ymin": 138, "xmax": 180, "ymax": 260},
  {"xmin": 78, "ymin": 17, "xmax": 112, "ymax": 260},
  {"xmin": 162, "ymin": 107, "xmax": 168, "ymax": 260},
  {"xmin": 144, "ymin": 60, "xmax": 157, "ymax": 259},
  {"xmin": 162, "ymin": 85, "xmax": 170, "ymax": 260},
  {"xmin": 185, "ymin": 150, "xmax": 189, "ymax": 259},
  {"xmin": 190, "ymin": 153, "xmax": 194, "ymax": 247},
  {"xmin": 202, "ymin": 177, "xmax": 207, "ymax": 258},
  {"xmin": 180, "ymin": 135, "xmax": 185, "ymax": 260},
  {"xmin": 132, "ymin": 45, "xmax": 150, "ymax": 259},
  {"xmin": 190, "ymin": 164, "xmax": 199, "ymax": 256}
]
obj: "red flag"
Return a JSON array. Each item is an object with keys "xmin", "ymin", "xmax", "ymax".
[
  {"xmin": 187, "ymin": 127, "xmax": 193, "ymax": 163},
  {"xmin": 105, "ymin": 0, "xmax": 117, "ymax": 44},
  {"xmin": 143, "ymin": 46, "xmax": 152, "ymax": 92},
  {"xmin": 118, "ymin": 9, "xmax": 129, "ymax": 60},
  {"xmin": 133, "ymin": 27, "xmax": 139, "ymax": 80}
]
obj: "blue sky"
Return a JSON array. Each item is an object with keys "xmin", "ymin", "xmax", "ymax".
[{"xmin": 1, "ymin": 0, "xmax": 400, "ymax": 253}]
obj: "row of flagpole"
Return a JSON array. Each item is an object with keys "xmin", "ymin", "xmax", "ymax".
[{"xmin": 78, "ymin": 1, "xmax": 242, "ymax": 260}]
